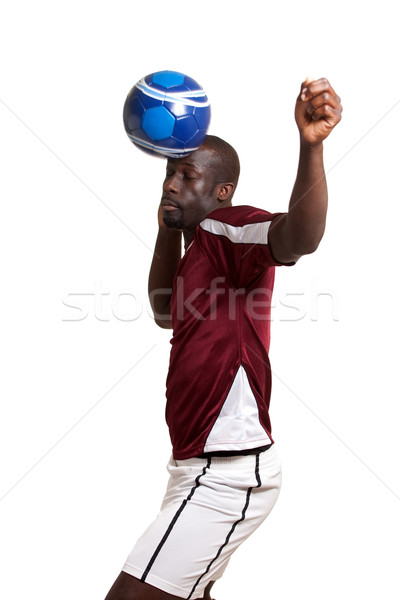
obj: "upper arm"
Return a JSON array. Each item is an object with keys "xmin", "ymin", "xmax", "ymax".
[
  {"xmin": 268, "ymin": 213, "xmax": 302, "ymax": 265},
  {"xmin": 200, "ymin": 214, "xmax": 294, "ymax": 287}
]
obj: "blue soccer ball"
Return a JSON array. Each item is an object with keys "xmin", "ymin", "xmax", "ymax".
[{"xmin": 123, "ymin": 70, "xmax": 211, "ymax": 158}]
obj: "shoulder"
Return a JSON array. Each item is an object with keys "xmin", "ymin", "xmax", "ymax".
[
  {"xmin": 202, "ymin": 205, "xmax": 277, "ymax": 227},
  {"xmin": 198, "ymin": 205, "xmax": 281, "ymax": 246}
]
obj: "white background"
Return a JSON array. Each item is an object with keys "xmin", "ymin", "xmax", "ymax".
[{"xmin": 1, "ymin": 1, "xmax": 399, "ymax": 599}]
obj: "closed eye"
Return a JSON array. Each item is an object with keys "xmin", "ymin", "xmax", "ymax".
[{"xmin": 183, "ymin": 171, "xmax": 197, "ymax": 180}]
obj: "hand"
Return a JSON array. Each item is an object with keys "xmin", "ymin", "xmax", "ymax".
[
  {"xmin": 157, "ymin": 203, "xmax": 181, "ymax": 236},
  {"xmin": 158, "ymin": 202, "xmax": 167, "ymax": 229},
  {"xmin": 295, "ymin": 77, "xmax": 342, "ymax": 145}
]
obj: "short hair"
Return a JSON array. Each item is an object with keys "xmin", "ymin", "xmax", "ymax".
[{"xmin": 201, "ymin": 135, "xmax": 240, "ymax": 190}]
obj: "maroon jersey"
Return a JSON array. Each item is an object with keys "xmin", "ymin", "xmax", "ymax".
[{"xmin": 166, "ymin": 205, "xmax": 290, "ymax": 459}]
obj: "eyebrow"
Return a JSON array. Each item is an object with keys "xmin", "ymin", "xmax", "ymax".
[{"xmin": 182, "ymin": 161, "xmax": 206, "ymax": 172}]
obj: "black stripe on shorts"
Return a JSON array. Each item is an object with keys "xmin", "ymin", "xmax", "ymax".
[
  {"xmin": 187, "ymin": 452, "xmax": 262, "ymax": 600},
  {"xmin": 141, "ymin": 457, "xmax": 211, "ymax": 583}
]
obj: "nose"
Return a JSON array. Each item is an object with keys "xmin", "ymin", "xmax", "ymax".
[{"xmin": 163, "ymin": 172, "xmax": 179, "ymax": 195}]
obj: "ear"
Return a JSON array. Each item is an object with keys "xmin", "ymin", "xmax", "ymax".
[{"xmin": 216, "ymin": 183, "xmax": 235, "ymax": 203}]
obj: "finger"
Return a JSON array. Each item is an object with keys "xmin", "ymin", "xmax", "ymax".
[
  {"xmin": 300, "ymin": 75, "xmax": 319, "ymax": 90},
  {"xmin": 299, "ymin": 77, "xmax": 327, "ymax": 99},
  {"xmin": 300, "ymin": 78, "xmax": 336, "ymax": 102},
  {"xmin": 304, "ymin": 75, "xmax": 317, "ymax": 85},
  {"xmin": 310, "ymin": 104, "xmax": 342, "ymax": 125},
  {"xmin": 307, "ymin": 92, "xmax": 342, "ymax": 113}
]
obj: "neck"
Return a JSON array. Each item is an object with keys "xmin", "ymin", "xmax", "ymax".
[
  {"xmin": 182, "ymin": 201, "xmax": 233, "ymax": 245},
  {"xmin": 183, "ymin": 228, "xmax": 196, "ymax": 246}
]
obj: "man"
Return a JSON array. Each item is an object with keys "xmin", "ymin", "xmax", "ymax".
[{"xmin": 105, "ymin": 78, "xmax": 342, "ymax": 600}]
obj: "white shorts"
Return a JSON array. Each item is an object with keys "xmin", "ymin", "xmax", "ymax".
[{"xmin": 122, "ymin": 445, "xmax": 282, "ymax": 599}]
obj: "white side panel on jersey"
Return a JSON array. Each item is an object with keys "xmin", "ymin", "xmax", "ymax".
[
  {"xmin": 200, "ymin": 218, "xmax": 271, "ymax": 245},
  {"xmin": 203, "ymin": 365, "xmax": 272, "ymax": 453}
]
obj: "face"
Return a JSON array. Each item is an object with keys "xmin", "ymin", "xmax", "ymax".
[{"xmin": 161, "ymin": 147, "xmax": 225, "ymax": 240}]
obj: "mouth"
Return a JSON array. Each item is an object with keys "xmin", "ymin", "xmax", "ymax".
[{"xmin": 161, "ymin": 198, "xmax": 180, "ymax": 211}]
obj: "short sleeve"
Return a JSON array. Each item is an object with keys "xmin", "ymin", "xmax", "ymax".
[{"xmin": 197, "ymin": 205, "xmax": 294, "ymax": 288}]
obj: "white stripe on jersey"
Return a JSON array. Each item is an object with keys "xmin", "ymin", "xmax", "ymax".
[{"xmin": 200, "ymin": 218, "xmax": 272, "ymax": 245}]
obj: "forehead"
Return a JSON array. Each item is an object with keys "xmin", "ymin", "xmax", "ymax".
[{"xmin": 167, "ymin": 147, "xmax": 218, "ymax": 172}]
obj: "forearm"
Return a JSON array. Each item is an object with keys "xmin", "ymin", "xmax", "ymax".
[
  {"xmin": 148, "ymin": 227, "xmax": 182, "ymax": 328},
  {"xmin": 268, "ymin": 77, "xmax": 341, "ymax": 264},
  {"xmin": 285, "ymin": 139, "xmax": 327, "ymax": 255}
]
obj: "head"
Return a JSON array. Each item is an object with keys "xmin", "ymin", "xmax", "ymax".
[{"xmin": 161, "ymin": 135, "xmax": 240, "ymax": 242}]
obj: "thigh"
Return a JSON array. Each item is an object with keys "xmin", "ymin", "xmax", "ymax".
[
  {"xmin": 104, "ymin": 571, "xmax": 183, "ymax": 600},
  {"xmin": 105, "ymin": 573, "xmax": 215, "ymax": 600},
  {"xmin": 121, "ymin": 449, "xmax": 281, "ymax": 600}
]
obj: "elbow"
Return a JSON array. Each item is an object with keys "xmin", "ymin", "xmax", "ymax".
[
  {"xmin": 154, "ymin": 316, "xmax": 173, "ymax": 329},
  {"xmin": 150, "ymin": 302, "xmax": 173, "ymax": 329},
  {"xmin": 298, "ymin": 238, "xmax": 322, "ymax": 256},
  {"xmin": 292, "ymin": 228, "xmax": 325, "ymax": 257},
  {"xmin": 148, "ymin": 292, "xmax": 173, "ymax": 329}
]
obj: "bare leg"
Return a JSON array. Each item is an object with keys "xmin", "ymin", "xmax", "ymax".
[
  {"xmin": 104, "ymin": 571, "xmax": 183, "ymax": 600},
  {"xmin": 105, "ymin": 571, "xmax": 217, "ymax": 600},
  {"xmin": 202, "ymin": 581, "xmax": 216, "ymax": 600}
]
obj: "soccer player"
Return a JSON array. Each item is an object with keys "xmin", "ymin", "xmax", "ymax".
[{"xmin": 105, "ymin": 78, "xmax": 342, "ymax": 600}]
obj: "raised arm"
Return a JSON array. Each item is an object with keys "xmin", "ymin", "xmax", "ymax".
[
  {"xmin": 148, "ymin": 204, "xmax": 182, "ymax": 329},
  {"xmin": 268, "ymin": 77, "xmax": 342, "ymax": 264}
]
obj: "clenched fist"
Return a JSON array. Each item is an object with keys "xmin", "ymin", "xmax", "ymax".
[{"xmin": 295, "ymin": 77, "xmax": 342, "ymax": 145}]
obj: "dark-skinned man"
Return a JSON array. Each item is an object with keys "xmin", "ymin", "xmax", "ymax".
[{"xmin": 105, "ymin": 77, "xmax": 342, "ymax": 600}]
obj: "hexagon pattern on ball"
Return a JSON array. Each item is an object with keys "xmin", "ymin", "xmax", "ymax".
[
  {"xmin": 123, "ymin": 70, "xmax": 211, "ymax": 158},
  {"xmin": 142, "ymin": 106, "xmax": 175, "ymax": 140}
]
